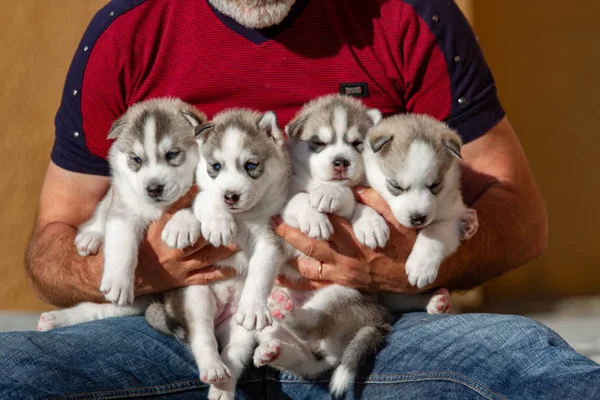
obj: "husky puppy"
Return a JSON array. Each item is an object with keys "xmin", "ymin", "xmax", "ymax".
[
  {"xmin": 36, "ymin": 98, "xmax": 205, "ymax": 330},
  {"xmin": 149, "ymin": 109, "xmax": 291, "ymax": 400},
  {"xmin": 250, "ymin": 94, "xmax": 394, "ymax": 397},
  {"xmin": 364, "ymin": 114, "xmax": 479, "ymax": 290}
]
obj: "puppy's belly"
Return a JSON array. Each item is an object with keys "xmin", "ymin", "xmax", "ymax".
[{"xmin": 210, "ymin": 276, "xmax": 245, "ymax": 327}]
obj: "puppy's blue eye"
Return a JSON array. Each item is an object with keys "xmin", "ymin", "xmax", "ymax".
[
  {"xmin": 245, "ymin": 162, "xmax": 258, "ymax": 171},
  {"xmin": 212, "ymin": 163, "xmax": 221, "ymax": 171},
  {"xmin": 132, "ymin": 157, "xmax": 142, "ymax": 164},
  {"xmin": 166, "ymin": 151, "xmax": 180, "ymax": 161}
]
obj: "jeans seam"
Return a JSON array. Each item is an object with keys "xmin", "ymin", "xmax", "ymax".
[
  {"xmin": 272, "ymin": 371, "xmax": 507, "ymax": 400},
  {"xmin": 49, "ymin": 378, "xmax": 259, "ymax": 400}
]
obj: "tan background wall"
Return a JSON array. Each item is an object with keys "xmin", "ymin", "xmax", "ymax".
[{"xmin": 0, "ymin": 1, "xmax": 597, "ymax": 311}]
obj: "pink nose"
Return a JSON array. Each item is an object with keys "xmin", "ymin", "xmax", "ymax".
[{"xmin": 333, "ymin": 158, "xmax": 350, "ymax": 172}]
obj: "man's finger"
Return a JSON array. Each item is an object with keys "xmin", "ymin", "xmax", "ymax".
[
  {"xmin": 182, "ymin": 244, "xmax": 238, "ymax": 266},
  {"xmin": 275, "ymin": 274, "xmax": 330, "ymax": 291},
  {"xmin": 273, "ymin": 216, "xmax": 338, "ymax": 262},
  {"xmin": 289, "ymin": 256, "xmax": 336, "ymax": 282},
  {"xmin": 353, "ymin": 187, "xmax": 392, "ymax": 216},
  {"xmin": 185, "ymin": 266, "xmax": 237, "ymax": 285}
]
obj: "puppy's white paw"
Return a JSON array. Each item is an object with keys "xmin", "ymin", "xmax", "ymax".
[
  {"xmin": 267, "ymin": 289, "xmax": 293, "ymax": 320},
  {"xmin": 353, "ymin": 213, "xmax": 390, "ymax": 249},
  {"xmin": 37, "ymin": 312, "xmax": 60, "ymax": 331},
  {"xmin": 162, "ymin": 212, "xmax": 201, "ymax": 249},
  {"xmin": 309, "ymin": 186, "xmax": 342, "ymax": 213},
  {"xmin": 208, "ymin": 386, "xmax": 235, "ymax": 400},
  {"xmin": 405, "ymin": 251, "xmax": 441, "ymax": 289},
  {"xmin": 200, "ymin": 359, "xmax": 231, "ymax": 384},
  {"xmin": 99, "ymin": 273, "xmax": 134, "ymax": 306},
  {"xmin": 426, "ymin": 288, "xmax": 451, "ymax": 314},
  {"xmin": 297, "ymin": 209, "xmax": 333, "ymax": 240},
  {"xmin": 200, "ymin": 212, "xmax": 236, "ymax": 248},
  {"xmin": 253, "ymin": 339, "xmax": 281, "ymax": 367},
  {"xmin": 460, "ymin": 209, "xmax": 479, "ymax": 241},
  {"xmin": 235, "ymin": 301, "xmax": 272, "ymax": 331},
  {"xmin": 74, "ymin": 231, "xmax": 103, "ymax": 256}
]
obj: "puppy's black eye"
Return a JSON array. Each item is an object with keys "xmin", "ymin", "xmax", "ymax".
[
  {"xmin": 132, "ymin": 156, "xmax": 142, "ymax": 165},
  {"xmin": 387, "ymin": 180, "xmax": 405, "ymax": 196},
  {"xmin": 429, "ymin": 180, "xmax": 443, "ymax": 194},
  {"xmin": 309, "ymin": 136, "xmax": 326, "ymax": 152},
  {"xmin": 166, "ymin": 151, "xmax": 180, "ymax": 161},
  {"xmin": 351, "ymin": 140, "xmax": 364, "ymax": 150},
  {"xmin": 212, "ymin": 163, "xmax": 221, "ymax": 171},
  {"xmin": 245, "ymin": 161, "xmax": 258, "ymax": 171}
]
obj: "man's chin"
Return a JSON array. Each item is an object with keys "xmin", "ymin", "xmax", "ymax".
[{"xmin": 208, "ymin": 0, "xmax": 296, "ymax": 29}]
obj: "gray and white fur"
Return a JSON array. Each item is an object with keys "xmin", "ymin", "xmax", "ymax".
[
  {"xmin": 364, "ymin": 113, "xmax": 479, "ymax": 291},
  {"xmin": 149, "ymin": 109, "xmax": 292, "ymax": 400},
  {"xmin": 252, "ymin": 94, "xmax": 393, "ymax": 397},
  {"xmin": 36, "ymin": 97, "xmax": 206, "ymax": 330}
]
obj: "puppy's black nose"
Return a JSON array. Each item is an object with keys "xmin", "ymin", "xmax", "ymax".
[
  {"xmin": 146, "ymin": 184, "xmax": 164, "ymax": 198},
  {"xmin": 410, "ymin": 213, "xmax": 426, "ymax": 227},
  {"xmin": 333, "ymin": 158, "xmax": 350, "ymax": 171},
  {"xmin": 224, "ymin": 191, "xmax": 241, "ymax": 206}
]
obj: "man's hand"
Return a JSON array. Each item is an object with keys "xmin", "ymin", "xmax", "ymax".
[
  {"xmin": 273, "ymin": 189, "xmax": 420, "ymax": 293},
  {"xmin": 275, "ymin": 117, "xmax": 548, "ymax": 295},
  {"xmin": 135, "ymin": 188, "xmax": 238, "ymax": 295},
  {"xmin": 26, "ymin": 162, "xmax": 237, "ymax": 307}
]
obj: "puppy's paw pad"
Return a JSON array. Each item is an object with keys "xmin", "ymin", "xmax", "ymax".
[
  {"xmin": 37, "ymin": 312, "xmax": 57, "ymax": 331},
  {"xmin": 426, "ymin": 288, "xmax": 451, "ymax": 314},
  {"xmin": 460, "ymin": 209, "xmax": 479, "ymax": 241},
  {"xmin": 267, "ymin": 290, "xmax": 293, "ymax": 320},
  {"xmin": 74, "ymin": 231, "xmax": 103, "ymax": 256},
  {"xmin": 253, "ymin": 339, "xmax": 282, "ymax": 367},
  {"xmin": 162, "ymin": 213, "xmax": 201, "ymax": 249},
  {"xmin": 200, "ymin": 361, "xmax": 231, "ymax": 384},
  {"xmin": 99, "ymin": 276, "xmax": 134, "ymax": 306},
  {"xmin": 235, "ymin": 303, "xmax": 272, "ymax": 331}
]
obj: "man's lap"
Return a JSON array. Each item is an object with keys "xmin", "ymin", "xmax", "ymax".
[{"xmin": 0, "ymin": 313, "xmax": 598, "ymax": 400}]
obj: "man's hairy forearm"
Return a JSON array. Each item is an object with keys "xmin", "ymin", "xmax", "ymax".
[
  {"xmin": 26, "ymin": 222, "xmax": 105, "ymax": 307},
  {"xmin": 437, "ymin": 181, "xmax": 548, "ymax": 292}
]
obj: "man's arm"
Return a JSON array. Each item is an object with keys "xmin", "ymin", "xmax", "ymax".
[
  {"xmin": 26, "ymin": 162, "xmax": 237, "ymax": 307},
  {"xmin": 274, "ymin": 117, "xmax": 548, "ymax": 293}
]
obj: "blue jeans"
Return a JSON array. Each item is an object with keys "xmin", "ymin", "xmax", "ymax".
[{"xmin": 0, "ymin": 313, "xmax": 598, "ymax": 399}]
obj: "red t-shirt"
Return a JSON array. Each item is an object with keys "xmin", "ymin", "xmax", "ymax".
[{"xmin": 52, "ymin": 0, "xmax": 504, "ymax": 176}]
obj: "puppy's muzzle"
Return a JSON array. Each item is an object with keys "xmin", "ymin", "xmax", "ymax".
[
  {"xmin": 332, "ymin": 157, "xmax": 350, "ymax": 179},
  {"xmin": 409, "ymin": 213, "xmax": 427, "ymax": 227},
  {"xmin": 146, "ymin": 183, "xmax": 164, "ymax": 199},
  {"xmin": 224, "ymin": 191, "xmax": 241, "ymax": 206}
]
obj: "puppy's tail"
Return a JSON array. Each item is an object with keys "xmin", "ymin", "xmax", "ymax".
[
  {"xmin": 329, "ymin": 324, "xmax": 391, "ymax": 398},
  {"xmin": 144, "ymin": 301, "xmax": 187, "ymax": 341}
]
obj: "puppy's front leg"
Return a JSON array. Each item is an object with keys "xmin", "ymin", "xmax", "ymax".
[
  {"xmin": 309, "ymin": 184, "xmax": 355, "ymax": 219},
  {"xmin": 282, "ymin": 192, "xmax": 333, "ymax": 240},
  {"xmin": 75, "ymin": 188, "xmax": 113, "ymax": 256},
  {"xmin": 405, "ymin": 219, "xmax": 461, "ymax": 288},
  {"xmin": 194, "ymin": 191, "xmax": 237, "ymax": 247},
  {"xmin": 351, "ymin": 203, "xmax": 390, "ymax": 249},
  {"xmin": 100, "ymin": 214, "xmax": 145, "ymax": 305},
  {"xmin": 235, "ymin": 234, "xmax": 280, "ymax": 331},
  {"xmin": 162, "ymin": 207, "xmax": 201, "ymax": 249}
]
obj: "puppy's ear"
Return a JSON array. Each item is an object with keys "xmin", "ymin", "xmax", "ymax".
[
  {"xmin": 107, "ymin": 118, "xmax": 126, "ymax": 140},
  {"xmin": 194, "ymin": 123, "xmax": 213, "ymax": 144},
  {"xmin": 442, "ymin": 130, "xmax": 462, "ymax": 160},
  {"xmin": 181, "ymin": 108, "xmax": 207, "ymax": 128},
  {"xmin": 285, "ymin": 115, "xmax": 307, "ymax": 139},
  {"xmin": 259, "ymin": 111, "xmax": 284, "ymax": 144},
  {"xmin": 366, "ymin": 108, "xmax": 382, "ymax": 125},
  {"xmin": 370, "ymin": 135, "xmax": 393, "ymax": 153}
]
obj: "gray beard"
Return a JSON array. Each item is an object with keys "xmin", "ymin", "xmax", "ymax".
[{"xmin": 208, "ymin": 0, "xmax": 296, "ymax": 29}]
